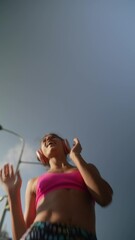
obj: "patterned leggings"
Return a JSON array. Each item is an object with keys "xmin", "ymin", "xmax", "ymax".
[{"xmin": 20, "ymin": 222, "xmax": 97, "ymax": 240}]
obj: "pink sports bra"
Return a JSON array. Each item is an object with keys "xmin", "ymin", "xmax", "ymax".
[{"xmin": 36, "ymin": 170, "xmax": 88, "ymax": 207}]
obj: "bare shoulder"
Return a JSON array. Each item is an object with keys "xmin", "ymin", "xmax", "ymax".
[{"xmin": 26, "ymin": 177, "xmax": 38, "ymax": 194}]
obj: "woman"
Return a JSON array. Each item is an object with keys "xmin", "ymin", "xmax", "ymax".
[{"xmin": 0, "ymin": 133, "xmax": 113, "ymax": 240}]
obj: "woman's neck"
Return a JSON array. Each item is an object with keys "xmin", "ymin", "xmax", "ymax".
[{"xmin": 49, "ymin": 158, "xmax": 71, "ymax": 172}]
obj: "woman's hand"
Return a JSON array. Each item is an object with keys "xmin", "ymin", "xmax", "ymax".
[
  {"xmin": 69, "ymin": 138, "xmax": 82, "ymax": 159},
  {"xmin": 0, "ymin": 164, "xmax": 22, "ymax": 195}
]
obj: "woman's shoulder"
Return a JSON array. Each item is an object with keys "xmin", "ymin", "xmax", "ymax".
[
  {"xmin": 28, "ymin": 176, "xmax": 38, "ymax": 184},
  {"xmin": 27, "ymin": 177, "xmax": 39, "ymax": 194}
]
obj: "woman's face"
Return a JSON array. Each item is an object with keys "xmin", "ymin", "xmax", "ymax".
[{"xmin": 41, "ymin": 134, "xmax": 65, "ymax": 158}]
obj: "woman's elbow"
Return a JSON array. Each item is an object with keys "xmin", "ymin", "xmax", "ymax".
[{"xmin": 99, "ymin": 190, "xmax": 113, "ymax": 207}]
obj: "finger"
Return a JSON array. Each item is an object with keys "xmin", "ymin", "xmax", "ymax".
[
  {"xmin": 0, "ymin": 167, "xmax": 5, "ymax": 181},
  {"xmin": 74, "ymin": 138, "xmax": 79, "ymax": 142},
  {"xmin": 13, "ymin": 170, "xmax": 21, "ymax": 185},
  {"xmin": 74, "ymin": 138, "xmax": 82, "ymax": 146},
  {"xmin": 74, "ymin": 138, "xmax": 80, "ymax": 143},
  {"xmin": 73, "ymin": 138, "xmax": 82, "ymax": 151},
  {"xmin": 16, "ymin": 170, "xmax": 21, "ymax": 181},
  {"xmin": 0, "ymin": 169, "xmax": 2, "ymax": 181},
  {"xmin": 4, "ymin": 164, "xmax": 10, "ymax": 177},
  {"xmin": 10, "ymin": 164, "xmax": 14, "ymax": 177},
  {"xmin": 72, "ymin": 138, "xmax": 79, "ymax": 146}
]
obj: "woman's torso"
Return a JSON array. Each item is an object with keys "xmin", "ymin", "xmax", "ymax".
[{"xmin": 32, "ymin": 168, "xmax": 96, "ymax": 233}]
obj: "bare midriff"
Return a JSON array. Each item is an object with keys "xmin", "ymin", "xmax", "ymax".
[{"xmin": 34, "ymin": 188, "xmax": 96, "ymax": 233}]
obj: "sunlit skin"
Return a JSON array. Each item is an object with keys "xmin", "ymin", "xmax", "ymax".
[{"xmin": 0, "ymin": 134, "xmax": 113, "ymax": 240}]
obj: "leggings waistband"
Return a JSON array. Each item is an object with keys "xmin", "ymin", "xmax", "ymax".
[{"xmin": 21, "ymin": 221, "xmax": 97, "ymax": 240}]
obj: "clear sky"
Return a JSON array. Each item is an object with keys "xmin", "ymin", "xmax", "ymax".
[{"xmin": 0, "ymin": 1, "xmax": 135, "ymax": 239}]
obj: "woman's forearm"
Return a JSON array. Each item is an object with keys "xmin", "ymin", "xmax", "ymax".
[
  {"xmin": 70, "ymin": 153, "xmax": 113, "ymax": 206},
  {"xmin": 8, "ymin": 191, "xmax": 27, "ymax": 240}
]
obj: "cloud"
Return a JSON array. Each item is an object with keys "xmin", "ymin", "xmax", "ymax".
[
  {"xmin": 0, "ymin": 143, "xmax": 36, "ymax": 170},
  {"xmin": 21, "ymin": 143, "xmax": 36, "ymax": 167}
]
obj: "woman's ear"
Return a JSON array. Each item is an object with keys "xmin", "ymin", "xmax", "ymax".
[
  {"xmin": 63, "ymin": 139, "xmax": 71, "ymax": 155},
  {"xmin": 36, "ymin": 149, "xmax": 49, "ymax": 165}
]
